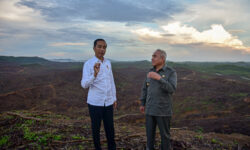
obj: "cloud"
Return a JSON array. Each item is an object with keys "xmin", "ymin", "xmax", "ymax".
[
  {"xmin": 133, "ymin": 22, "xmax": 250, "ymax": 53},
  {"xmin": 167, "ymin": 43, "xmax": 250, "ymax": 62},
  {"xmin": 0, "ymin": 0, "xmax": 38, "ymax": 22},
  {"xmin": 172, "ymin": 0, "xmax": 250, "ymax": 27},
  {"xmin": 0, "ymin": 0, "xmax": 47, "ymax": 29},
  {"xmin": 49, "ymin": 42, "xmax": 88, "ymax": 47},
  {"xmin": 44, "ymin": 52, "xmax": 67, "ymax": 57},
  {"xmin": 0, "ymin": 0, "xmax": 250, "ymax": 61},
  {"xmin": 228, "ymin": 30, "xmax": 246, "ymax": 34},
  {"xmin": 17, "ymin": 0, "xmax": 183, "ymax": 23}
]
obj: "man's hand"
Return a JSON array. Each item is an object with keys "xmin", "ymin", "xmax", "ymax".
[
  {"xmin": 113, "ymin": 101, "xmax": 117, "ymax": 110},
  {"xmin": 94, "ymin": 63, "xmax": 100, "ymax": 77},
  {"xmin": 147, "ymin": 72, "xmax": 162, "ymax": 80},
  {"xmin": 140, "ymin": 106, "xmax": 145, "ymax": 114}
]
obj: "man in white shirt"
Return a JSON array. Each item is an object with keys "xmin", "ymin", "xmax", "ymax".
[{"xmin": 81, "ymin": 39, "xmax": 117, "ymax": 150}]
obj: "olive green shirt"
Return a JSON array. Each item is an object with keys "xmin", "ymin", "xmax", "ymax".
[{"xmin": 140, "ymin": 65, "xmax": 177, "ymax": 116}]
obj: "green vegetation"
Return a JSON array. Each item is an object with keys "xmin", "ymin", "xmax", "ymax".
[
  {"xmin": 53, "ymin": 135, "xmax": 62, "ymax": 141},
  {"xmin": 195, "ymin": 135, "xmax": 203, "ymax": 140},
  {"xmin": 23, "ymin": 125, "xmax": 38, "ymax": 141},
  {"xmin": 0, "ymin": 109, "xmax": 249, "ymax": 149},
  {"xmin": 200, "ymin": 75, "xmax": 211, "ymax": 79},
  {"xmin": 22, "ymin": 120, "xmax": 38, "ymax": 141},
  {"xmin": 3, "ymin": 115, "xmax": 14, "ymax": 120},
  {"xmin": 211, "ymin": 138, "xmax": 223, "ymax": 146},
  {"xmin": 183, "ymin": 96, "xmax": 195, "ymax": 103},
  {"xmin": 24, "ymin": 119, "xmax": 35, "ymax": 125},
  {"xmin": 233, "ymin": 140, "xmax": 238, "ymax": 145},
  {"xmin": 22, "ymin": 125, "xmax": 63, "ymax": 145},
  {"xmin": 195, "ymin": 126, "xmax": 204, "ymax": 134},
  {"xmin": 38, "ymin": 136, "xmax": 48, "ymax": 145},
  {"xmin": 170, "ymin": 62, "xmax": 250, "ymax": 78},
  {"xmin": 16, "ymin": 118, "xmax": 62, "ymax": 147},
  {"xmin": 78, "ymin": 145, "xmax": 84, "ymax": 150},
  {"xmin": 211, "ymin": 138, "xmax": 218, "ymax": 144},
  {"xmin": 141, "ymin": 125, "xmax": 145, "ymax": 129},
  {"xmin": 72, "ymin": 134, "xmax": 86, "ymax": 140},
  {"xmin": 202, "ymin": 100, "xmax": 212, "ymax": 105},
  {"xmin": 230, "ymin": 93, "xmax": 248, "ymax": 98},
  {"xmin": 184, "ymin": 106, "xmax": 193, "ymax": 112},
  {"xmin": 0, "ymin": 135, "xmax": 10, "ymax": 147}
]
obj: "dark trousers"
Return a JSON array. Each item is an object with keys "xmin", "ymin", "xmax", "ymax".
[
  {"xmin": 146, "ymin": 115, "xmax": 171, "ymax": 150},
  {"xmin": 88, "ymin": 104, "xmax": 116, "ymax": 150}
]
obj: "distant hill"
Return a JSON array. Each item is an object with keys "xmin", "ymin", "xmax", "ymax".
[
  {"xmin": 0, "ymin": 56, "xmax": 49, "ymax": 64},
  {"xmin": 168, "ymin": 61, "xmax": 250, "ymax": 78},
  {"xmin": 111, "ymin": 60, "xmax": 250, "ymax": 79},
  {"xmin": 1, "ymin": 55, "xmax": 250, "ymax": 78},
  {"xmin": 50, "ymin": 59, "xmax": 83, "ymax": 62},
  {"xmin": 112, "ymin": 60, "xmax": 151, "ymax": 69}
]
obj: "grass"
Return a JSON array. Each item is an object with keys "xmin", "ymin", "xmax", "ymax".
[
  {"xmin": 202, "ymin": 100, "xmax": 212, "ymax": 105},
  {"xmin": 21, "ymin": 119, "xmax": 39, "ymax": 141},
  {"xmin": 230, "ymin": 93, "xmax": 248, "ymax": 98},
  {"xmin": 3, "ymin": 115, "xmax": 14, "ymax": 120},
  {"xmin": 195, "ymin": 135, "xmax": 203, "ymax": 140},
  {"xmin": 18, "ymin": 119, "xmax": 62, "ymax": 147},
  {"xmin": 24, "ymin": 119, "xmax": 35, "ymax": 125},
  {"xmin": 23, "ymin": 125, "xmax": 38, "ymax": 141},
  {"xmin": 0, "ymin": 135, "xmax": 10, "ymax": 147},
  {"xmin": 200, "ymin": 75, "xmax": 211, "ymax": 79},
  {"xmin": 184, "ymin": 106, "xmax": 193, "ymax": 112},
  {"xmin": 72, "ymin": 134, "xmax": 86, "ymax": 140},
  {"xmin": 78, "ymin": 145, "xmax": 84, "ymax": 150},
  {"xmin": 38, "ymin": 136, "xmax": 48, "ymax": 145},
  {"xmin": 211, "ymin": 138, "xmax": 218, "ymax": 144},
  {"xmin": 211, "ymin": 138, "xmax": 223, "ymax": 146},
  {"xmin": 53, "ymin": 135, "xmax": 62, "ymax": 141},
  {"xmin": 171, "ymin": 62, "xmax": 250, "ymax": 78},
  {"xmin": 195, "ymin": 126, "xmax": 204, "ymax": 134},
  {"xmin": 183, "ymin": 96, "xmax": 196, "ymax": 103},
  {"xmin": 233, "ymin": 140, "xmax": 238, "ymax": 145}
]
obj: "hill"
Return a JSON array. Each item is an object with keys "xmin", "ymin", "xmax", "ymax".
[
  {"xmin": 0, "ymin": 56, "xmax": 49, "ymax": 64},
  {"xmin": 168, "ymin": 61, "xmax": 250, "ymax": 79},
  {"xmin": 0, "ymin": 56, "xmax": 250, "ymax": 149}
]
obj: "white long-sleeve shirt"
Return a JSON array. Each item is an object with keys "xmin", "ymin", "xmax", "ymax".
[{"xmin": 81, "ymin": 56, "xmax": 117, "ymax": 106}]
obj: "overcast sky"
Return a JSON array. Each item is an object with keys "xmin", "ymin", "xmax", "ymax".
[{"xmin": 0, "ymin": 0, "xmax": 250, "ymax": 61}]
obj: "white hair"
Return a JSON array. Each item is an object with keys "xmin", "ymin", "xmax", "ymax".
[{"xmin": 155, "ymin": 49, "xmax": 167, "ymax": 61}]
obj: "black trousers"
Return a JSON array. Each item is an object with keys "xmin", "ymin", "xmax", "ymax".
[
  {"xmin": 146, "ymin": 115, "xmax": 171, "ymax": 150},
  {"xmin": 88, "ymin": 104, "xmax": 116, "ymax": 150}
]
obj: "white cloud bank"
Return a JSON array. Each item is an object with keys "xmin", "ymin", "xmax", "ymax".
[
  {"xmin": 49, "ymin": 42, "xmax": 88, "ymax": 47},
  {"xmin": 133, "ymin": 22, "xmax": 250, "ymax": 53}
]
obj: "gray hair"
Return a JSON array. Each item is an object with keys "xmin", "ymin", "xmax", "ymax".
[{"xmin": 155, "ymin": 49, "xmax": 167, "ymax": 61}]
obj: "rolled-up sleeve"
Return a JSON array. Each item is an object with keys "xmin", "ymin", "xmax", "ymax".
[
  {"xmin": 81, "ymin": 62, "xmax": 95, "ymax": 89},
  {"xmin": 159, "ymin": 71, "xmax": 177, "ymax": 93}
]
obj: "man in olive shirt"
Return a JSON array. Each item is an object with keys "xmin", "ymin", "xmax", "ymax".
[{"xmin": 140, "ymin": 49, "xmax": 177, "ymax": 150}]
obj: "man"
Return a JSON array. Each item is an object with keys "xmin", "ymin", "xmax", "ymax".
[
  {"xmin": 140, "ymin": 49, "xmax": 177, "ymax": 150},
  {"xmin": 81, "ymin": 39, "xmax": 117, "ymax": 150}
]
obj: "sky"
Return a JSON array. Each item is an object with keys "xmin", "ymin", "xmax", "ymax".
[{"xmin": 0, "ymin": 0, "xmax": 250, "ymax": 62}]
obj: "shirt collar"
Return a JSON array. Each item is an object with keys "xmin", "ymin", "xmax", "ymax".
[
  {"xmin": 150, "ymin": 64, "xmax": 167, "ymax": 72},
  {"xmin": 93, "ymin": 55, "xmax": 106, "ymax": 63}
]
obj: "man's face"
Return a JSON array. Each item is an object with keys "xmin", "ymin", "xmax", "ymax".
[
  {"xmin": 151, "ymin": 51, "xmax": 164, "ymax": 66},
  {"xmin": 94, "ymin": 41, "xmax": 107, "ymax": 58}
]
